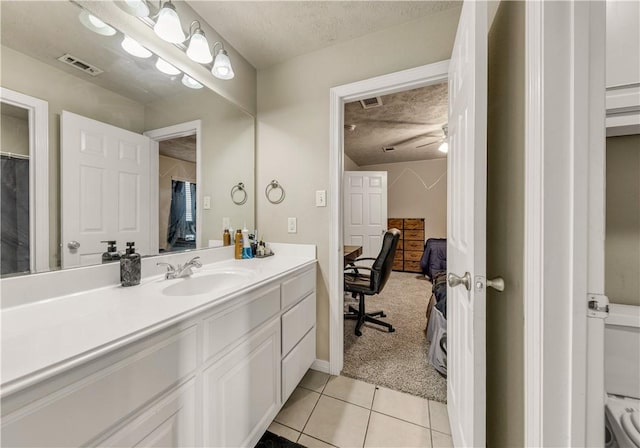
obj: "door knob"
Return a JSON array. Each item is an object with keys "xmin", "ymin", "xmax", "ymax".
[
  {"xmin": 67, "ymin": 241, "xmax": 80, "ymax": 250},
  {"xmin": 448, "ymin": 272, "xmax": 471, "ymax": 291},
  {"xmin": 487, "ymin": 277, "xmax": 505, "ymax": 292}
]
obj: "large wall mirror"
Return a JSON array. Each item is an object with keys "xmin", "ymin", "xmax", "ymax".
[{"xmin": 0, "ymin": 0, "xmax": 255, "ymax": 277}]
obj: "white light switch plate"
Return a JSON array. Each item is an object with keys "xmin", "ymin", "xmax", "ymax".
[
  {"xmin": 288, "ymin": 217, "xmax": 297, "ymax": 233},
  {"xmin": 204, "ymin": 196, "xmax": 211, "ymax": 209},
  {"xmin": 316, "ymin": 190, "xmax": 327, "ymax": 207}
]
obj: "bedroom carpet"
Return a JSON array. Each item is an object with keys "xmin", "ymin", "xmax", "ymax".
[{"xmin": 343, "ymin": 271, "xmax": 447, "ymax": 403}]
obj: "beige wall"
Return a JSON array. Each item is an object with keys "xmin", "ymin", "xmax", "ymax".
[
  {"xmin": 256, "ymin": 6, "xmax": 462, "ymax": 361},
  {"xmin": 158, "ymin": 155, "xmax": 197, "ymax": 251},
  {"xmin": 1, "ymin": 45, "xmax": 145, "ymax": 269},
  {"xmin": 486, "ymin": 1, "xmax": 525, "ymax": 446},
  {"xmin": 1, "ymin": 113, "xmax": 29, "ymax": 156},
  {"xmin": 145, "ymin": 88, "xmax": 255, "ymax": 246},
  {"xmin": 606, "ymin": 134, "xmax": 640, "ymax": 306},
  {"xmin": 357, "ymin": 159, "xmax": 447, "ymax": 242}
]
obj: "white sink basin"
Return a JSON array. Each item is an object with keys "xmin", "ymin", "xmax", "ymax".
[{"xmin": 162, "ymin": 269, "xmax": 255, "ymax": 297}]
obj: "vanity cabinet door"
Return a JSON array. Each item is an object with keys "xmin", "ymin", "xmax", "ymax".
[
  {"xmin": 99, "ymin": 379, "xmax": 196, "ymax": 448},
  {"xmin": 202, "ymin": 317, "xmax": 281, "ymax": 448}
]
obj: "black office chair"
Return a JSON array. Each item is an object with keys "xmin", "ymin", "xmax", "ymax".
[{"xmin": 344, "ymin": 228, "xmax": 401, "ymax": 336}]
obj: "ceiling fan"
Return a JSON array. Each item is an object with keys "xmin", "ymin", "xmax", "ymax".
[{"xmin": 415, "ymin": 124, "xmax": 448, "ymax": 153}]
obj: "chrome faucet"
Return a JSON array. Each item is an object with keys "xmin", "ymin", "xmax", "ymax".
[{"xmin": 157, "ymin": 256, "xmax": 202, "ymax": 279}]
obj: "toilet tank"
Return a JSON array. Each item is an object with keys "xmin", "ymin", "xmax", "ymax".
[{"xmin": 605, "ymin": 304, "xmax": 640, "ymax": 399}]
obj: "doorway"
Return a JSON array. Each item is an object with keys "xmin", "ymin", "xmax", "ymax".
[
  {"xmin": 328, "ymin": 60, "xmax": 450, "ymax": 379},
  {"xmin": 341, "ymin": 84, "xmax": 449, "ymax": 402}
]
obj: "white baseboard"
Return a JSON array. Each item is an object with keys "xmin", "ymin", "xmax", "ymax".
[{"xmin": 311, "ymin": 359, "xmax": 331, "ymax": 374}]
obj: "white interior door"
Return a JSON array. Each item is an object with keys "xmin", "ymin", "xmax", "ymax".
[
  {"xmin": 343, "ymin": 171, "xmax": 388, "ymax": 263},
  {"xmin": 446, "ymin": 1, "xmax": 488, "ymax": 446},
  {"xmin": 61, "ymin": 111, "xmax": 151, "ymax": 268}
]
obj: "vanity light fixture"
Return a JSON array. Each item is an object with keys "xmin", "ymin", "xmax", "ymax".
[
  {"xmin": 181, "ymin": 74, "xmax": 203, "ymax": 89},
  {"xmin": 115, "ymin": 0, "xmax": 150, "ymax": 17},
  {"xmin": 153, "ymin": 1, "xmax": 185, "ymax": 44},
  {"xmin": 155, "ymin": 57, "xmax": 180, "ymax": 75},
  {"xmin": 121, "ymin": 36, "xmax": 152, "ymax": 58},
  {"xmin": 186, "ymin": 21, "xmax": 213, "ymax": 64},
  {"xmin": 78, "ymin": 10, "xmax": 117, "ymax": 36},
  {"xmin": 211, "ymin": 42, "xmax": 235, "ymax": 80}
]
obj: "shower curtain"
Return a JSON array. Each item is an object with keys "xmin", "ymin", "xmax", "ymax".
[
  {"xmin": 167, "ymin": 180, "xmax": 196, "ymax": 249},
  {"xmin": 1, "ymin": 155, "xmax": 30, "ymax": 275}
]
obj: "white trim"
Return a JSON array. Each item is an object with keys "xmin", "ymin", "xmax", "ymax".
[
  {"xmin": 606, "ymin": 85, "xmax": 640, "ymax": 136},
  {"xmin": 328, "ymin": 61, "xmax": 449, "ymax": 376},
  {"xmin": 310, "ymin": 359, "xmax": 330, "ymax": 374},
  {"xmin": 144, "ymin": 120, "xmax": 202, "ymax": 250},
  {"xmin": 0, "ymin": 87, "xmax": 49, "ymax": 273},
  {"xmin": 524, "ymin": 2, "xmax": 544, "ymax": 446}
]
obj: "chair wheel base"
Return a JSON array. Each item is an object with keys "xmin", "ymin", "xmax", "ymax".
[
  {"xmin": 389, "ymin": 327, "xmax": 395, "ymax": 333},
  {"xmin": 355, "ymin": 330, "xmax": 362, "ymax": 337}
]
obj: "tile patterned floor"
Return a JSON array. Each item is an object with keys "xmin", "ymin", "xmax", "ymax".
[{"xmin": 269, "ymin": 370, "xmax": 452, "ymax": 448}]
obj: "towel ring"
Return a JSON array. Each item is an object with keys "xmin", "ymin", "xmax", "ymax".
[
  {"xmin": 265, "ymin": 180, "xmax": 285, "ymax": 204},
  {"xmin": 231, "ymin": 182, "xmax": 247, "ymax": 205}
]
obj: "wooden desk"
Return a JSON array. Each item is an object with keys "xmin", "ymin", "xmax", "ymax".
[{"xmin": 344, "ymin": 245, "xmax": 363, "ymax": 264}]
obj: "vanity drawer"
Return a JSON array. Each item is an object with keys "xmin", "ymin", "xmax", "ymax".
[
  {"xmin": 281, "ymin": 328, "xmax": 316, "ymax": 403},
  {"xmin": 282, "ymin": 292, "xmax": 316, "ymax": 356},
  {"xmin": 281, "ymin": 268, "xmax": 315, "ymax": 310},
  {"xmin": 203, "ymin": 285, "xmax": 280, "ymax": 363},
  {"xmin": 1, "ymin": 326, "xmax": 197, "ymax": 448}
]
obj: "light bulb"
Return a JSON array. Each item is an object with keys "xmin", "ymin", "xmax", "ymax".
[
  {"xmin": 438, "ymin": 141, "xmax": 449, "ymax": 154},
  {"xmin": 153, "ymin": 2, "xmax": 185, "ymax": 44},
  {"xmin": 79, "ymin": 10, "xmax": 116, "ymax": 36},
  {"xmin": 182, "ymin": 74, "xmax": 203, "ymax": 89},
  {"xmin": 155, "ymin": 58, "xmax": 180, "ymax": 76},
  {"xmin": 186, "ymin": 30, "xmax": 213, "ymax": 64},
  {"xmin": 212, "ymin": 49, "xmax": 234, "ymax": 80},
  {"xmin": 121, "ymin": 36, "xmax": 152, "ymax": 58}
]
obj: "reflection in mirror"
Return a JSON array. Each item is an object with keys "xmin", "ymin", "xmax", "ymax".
[
  {"xmin": 0, "ymin": 0, "xmax": 255, "ymax": 276},
  {"xmin": 1, "ymin": 103, "xmax": 30, "ymax": 276}
]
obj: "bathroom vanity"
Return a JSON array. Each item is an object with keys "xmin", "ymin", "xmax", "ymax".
[{"xmin": 0, "ymin": 245, "xmax": 316, "ymax": 447}]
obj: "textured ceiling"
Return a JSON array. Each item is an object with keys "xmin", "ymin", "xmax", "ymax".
[
  {"xmin": 344, "ymin": 83, "xmax": 448, "ymax": 166},
  {"xmin": 160, "ymin": 135, "xmax": 197, "ymax": 163},
  {"xmin": 1, "ymin": 1, "xmax": 187, "ymax": 104},
  {"xmin": 189, "ymin": 1, "xmax": 461, "ymax": 69}
]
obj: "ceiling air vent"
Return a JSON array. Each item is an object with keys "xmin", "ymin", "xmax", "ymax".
[
  {"xmin": 360, "ymin": 96, "xmax": 383, "ymax": 109},
  {"xmin": 57, "ymin": 54, "xmax": 104, "ymax": 76},
  {"xmin": 382, "ymin": 146, "xmax": 395, "ymax": 152}
]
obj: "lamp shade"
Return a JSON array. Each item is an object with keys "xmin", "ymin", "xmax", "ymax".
[
  {"xmin": 212, "ymin": 49, "xmax": 234, "ymax": 80},
  {"xmin": 121, "ymin": 36, "xmax": 152, "ymax": 58},
  {"xmin": 186, "ymin": 30, "xmax": 213, "ymax": 64},
  {"xmin": 438, "ymin": 141, "xmax": 449, "ymax": 154},
  {"xmin": 182, "ymin": 74, "xmax": 203, "ymax": 89},
  {"xmin": 116, "ymin": 0, "xmax": 150, "ymax": 17},
  {"xmin": 79, "ymin": 10, "xmax": 116, "ymax": 36},
  {"xmin": 155, "ymin": 58, "xmax": 180, "ymax": 76},
  {"xmin": 154, "ymin": 2, "xmax": 185, "ymax": 43}
]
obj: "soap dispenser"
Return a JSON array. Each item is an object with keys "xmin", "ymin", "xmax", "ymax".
[
  {"xmin": 120, "ymin": 242, "xmax": 141, "ymax": 287},
  {"xmin": 101, "ymin": 240, "xmax": 120, "ymax": 263}
]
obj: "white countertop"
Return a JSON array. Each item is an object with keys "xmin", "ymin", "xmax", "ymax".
[{"xmin": 1, "ymin": 251, "xmax": 315, "ymax": 396}]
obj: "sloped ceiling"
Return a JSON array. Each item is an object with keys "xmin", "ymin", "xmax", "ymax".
[{"xmin": 345, "ymin": 83, "xmax": 448, "ymax": 166}]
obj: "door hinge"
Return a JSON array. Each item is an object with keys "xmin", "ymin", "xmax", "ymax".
[{"xmin": 587, "ymin": 293, "xmax": 609, "ymax": 319}]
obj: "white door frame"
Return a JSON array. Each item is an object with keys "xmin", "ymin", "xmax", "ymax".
[
  {"xmin": 328, "ymin": 61, "xmax": 449, "ymax": 375},
  {"xmin": 144, "ymin": 120, "xmax": 202, "ymax": 252},
  {"xmin": 0, "ymin": 87, "xmax": 49, "ymax": 273},
  {"xmin": 523, "ymin": 2, "xmax": 606, "ymax": 446}
]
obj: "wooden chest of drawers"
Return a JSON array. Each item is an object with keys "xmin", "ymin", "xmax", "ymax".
[{"xmin": 388, "ymin": 218, "xmax": 425, "ymax": 273}]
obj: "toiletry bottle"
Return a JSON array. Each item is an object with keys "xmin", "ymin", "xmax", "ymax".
[
  {"xmin": 234, "ymin": 229, "xmax": 243, "ymax": 259},
  {"xmin": 223, "ymin": 229, "xmax": 231, "ymax": 246},
  {"xmin": 101, "ymin": 240, "xmax": 120, "ymax": 263},
  {"xmin": 242, "ymin": 225, "xmax": 253, "ymax": 259},
  {"xmin": 120, "ymin": 242, "xmax": 141, "ymax": 286},
  {"xmin": 229, "ymin": 226, "xmax": 235, "ymax": 243}
]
